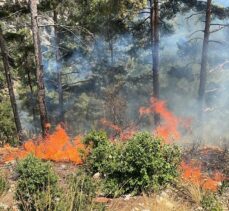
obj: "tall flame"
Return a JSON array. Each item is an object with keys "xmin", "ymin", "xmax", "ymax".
[{"xmin": 2, "ymin": 125, "xmax": 85, "ymax": 164}]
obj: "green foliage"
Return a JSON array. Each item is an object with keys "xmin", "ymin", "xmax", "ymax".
[
  {"xmin": 55, "ymin": 169, "xmax": 103, "ymax": 211},
  {"xmin": 119, "ymin": 132, "xmax": 181, "ymax": 194},
  {"xmin": 15, "ymin": 154, "xmax": 58, "ymax": 211},
  {"xmin": 201, "ymin": 193, "xmax": 223, "ymax": 211},
  {"xmin": 0, "ymin": 172, "xmax": 8, "ymax": 196},
  {"xmin": 86, "ymin": 131, "xmax": 181, "ymax": 196},
  {"xmin": 15, "ymin": 158, "xmax": 103, "ymax": 211},
  {"xmin": 0, "ymin": 70, "xmax": 17, "ymax": 146},
  {"xmin": 0, "ymin": 93, "xmax": 17, "ymax": 146},
  {"xmin": 84, "ymin": 130, "xmax": 109, "ymax": 148}
]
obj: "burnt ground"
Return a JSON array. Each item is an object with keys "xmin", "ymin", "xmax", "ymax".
[{"xmin": 183, "ymin": 145, "xmax": 229, "ymax": 177}]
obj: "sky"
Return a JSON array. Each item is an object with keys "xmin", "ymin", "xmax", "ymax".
[{"xmin": 212, "ymin": 0, "xmax": 229, "ymax": 7}]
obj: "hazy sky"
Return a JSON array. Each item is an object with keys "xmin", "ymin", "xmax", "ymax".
[{"xmin": 212, "ymin": 0, "xmax": 229, "ymax": 7}]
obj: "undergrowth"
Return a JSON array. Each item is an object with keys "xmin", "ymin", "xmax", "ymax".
[
  {"xmin": 13, "ymin": 131, "xmax": 225, "ymax": 210},
  {"xmin": 56, "ymin": 169, "xmax": 104, "ymax": 211},
  {"xmin": 0, "ymin": 171, "xmax": 8, "ymax": 196},
  {"xmin": 15, "ymin": 154, "xmax": 104, "ymax": 211},
  {"xmin": 15, "ymin": 154, "xmax": 58, "ymax": 211},
  {"xmin": 201, "ymin": 192, "xmax": 223, "ymax": 211},
  {"xmin": 85, "ymin": 131, "xmax": 181, "ymax": 196}
]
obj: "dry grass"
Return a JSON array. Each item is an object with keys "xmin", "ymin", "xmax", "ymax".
[
  {"xmin": 182, "ymin": 182, "xmax": 203, "ymax": 205},
  {"xmin": 108, "ymin": 193, "xmax": 191, "ymax": 211},
  {"xmin": 140, "ymin": 194, "xmax": 190, "ymax": 211},
  {"xmin": 0, "ymin": 171, "xmax": 8, "ymax": 196}
]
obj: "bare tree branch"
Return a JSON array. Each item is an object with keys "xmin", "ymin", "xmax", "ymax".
[
  {"xmin": 186, "ymin": 12, "xmax": 203, "ymax": 20},
  {"xmin": 188, "ymin": 30, "xmax": 204, "ymax": 37}
]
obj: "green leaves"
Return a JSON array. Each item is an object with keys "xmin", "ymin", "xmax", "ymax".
[
  {"xmin": 84, "ymin": 130, "xmax": 109, "ymax": 148},
  {"xmin": 86, "ymin": 131, "xmax": 181, "ymax": 197},
  {"xmin": 15, "ymin": 155, "xmax": 58, "ymax": 211}
]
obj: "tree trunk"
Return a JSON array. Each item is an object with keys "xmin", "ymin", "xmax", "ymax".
[
  {"xmin": 150, "ymin": 0, "xmax": 160, "ymax": 126},
  {"xmin": 0, "ymin": 25, "xmax": 24, "ymax": 142},
  {"xmin": 27, "ymin": 65, "xmax": 36, "ymax": 123},
  {"xmin": 198, "ymin": 0, "xmax": 212, "ymax": 122},
  {"xmin": 53, "ymin": 10, "xmax": 64, "ymax": 123},
  {"xmin": 30, "ymin": 0, "xmax": 49, "ymax": 136}
]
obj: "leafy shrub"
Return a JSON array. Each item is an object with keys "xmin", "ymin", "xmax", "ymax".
[
  {"xmin": 15, "ymin": 154, "xmax": 58, "ymax": 211},
  {"xmin": 56, "ymin": 169, "xmax": 102, "ymax": 211},
  {"xmin": 86, "ymin": 132, "xmax": 181, "ymax": 196},
  {"xmin": 86, "ymin": 140, "xmax": 119, "ymax": 174},
  {"xmin": 84, "ymin": 130, "xmax": 109, "ymax": 148},
  {"xmin": 201, "ymin": 193, "xmax": 223, "ymax": 211},
  {"xmin": 0, "ymin": 172, "xmax": 8, "ymax": 196}
]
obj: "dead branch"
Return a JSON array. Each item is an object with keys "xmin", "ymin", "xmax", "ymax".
[
  {"xmin": 187, "ymin": 37, "xmax": 203, "ymax": 42},
  {"xmin": 186, "ymin": 12, "xmax": 203, "ymax": 20},
  {"xmin": 209, "ymin": 60, "xmax": 229, "ymax": 73},
  {"xmin": 188, "ymin": 30, "xmax": 204, "ymax": 37},
  {"xmin": 208, "ymin": 40, "xmax": 224, "ymax": 45}
]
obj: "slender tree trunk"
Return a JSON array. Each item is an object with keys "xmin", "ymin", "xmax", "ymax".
[
  {"xmin": 150, "ymin": 0, "xmax": 160, "ymax": 126},
  {"xmin": 198, "ymin": 0, "xmax": 212, "ymax": 122},
  {"xmin": 109, "ymin": 40, "xmax": 114, "ymax": 65},
  {"xmin": 0, "ymin": 25, "xmax": 24, "ymax": 142},
  {"xmin": 53, "ymin": 10, "xmax": 64, "ymax": 123},
  {"xmin": 30, "ymin": 0, "xmax": 49, "ymax": 136},
  {"xmin": 26, "ymin": 65, "xmax": 36, "ymax": 123}
]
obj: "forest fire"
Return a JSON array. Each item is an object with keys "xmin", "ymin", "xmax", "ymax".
[
  {"xmin": 139, "ymin": 97, "xmax": 181, "ymax": 142},
  {"xmin": 1, "ymin": 125, "xmax": 85, "ymax": 164},
  {"xmin": 181, "ymin": 161, "xmax": 224, "ymax": 191},
  {"xmin": 0, "ymin": 99, "xmax": 226, "ymax": 193},
  {"xmin": 100, "ymin": 98, "xmax": 183, "ymax": 142}
]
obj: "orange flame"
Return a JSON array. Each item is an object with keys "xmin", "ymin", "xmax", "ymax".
[
  {"xmin": 139, "ymin": 97, "xmax": 180, "ymax": 142},
  {"xmin": 181, "ymin": 161, "xmax": 224, "ymax": 191},
  {"xmin": 2, "ymin": 125, "xmax": 85, "ymax": 164}
]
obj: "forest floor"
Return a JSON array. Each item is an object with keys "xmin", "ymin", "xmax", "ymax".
[{"xmin": 1, "ymin": 146, "xmax": 229, "ymax": 211}]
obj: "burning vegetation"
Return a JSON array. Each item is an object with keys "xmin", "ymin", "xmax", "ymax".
[
  {"xmin": 139, "ymin": 97, "xmax": 181, "ymax": 142},
  {"xmin": 1, "ymin": 126, "xmax": 85, "ymax": 164},
  {"xmin": 0, "ymin": 0, "xmax": 229, "ymax": 210},
  {"xmin": 0, "ymin": 97, "xmax": 227, "ymax": 197},
  {"xmin": 181, "ymin": 161, "xmax": 224, "ymax": 192},
  {"xmin": 0, "ymin": 97, "xmax": 229, "ymax": 210}
]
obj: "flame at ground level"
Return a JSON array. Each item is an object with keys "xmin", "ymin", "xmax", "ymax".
[
  {"xmin": 2, "ymin": 125, "xmax": 85, "ymax": 164},
  {"xmin": 181, "ymin": 161, "xmax": 224, "ymax": 191}
]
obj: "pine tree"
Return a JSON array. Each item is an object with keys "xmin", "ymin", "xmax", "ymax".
[
  {"xmin": 198, "ymin": 0, "xmax": 212, "ymax": 123},
  {"xmin": 30, "ymin": 0, "xmax": 49, "ymax": 136},
  {"xmin": 0, "ymin": 25, "xmax": 23, "ymax": 142}
]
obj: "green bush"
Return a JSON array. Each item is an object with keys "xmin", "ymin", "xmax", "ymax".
[
  {"xmin": 56, "ymin": 169, "xmax": 103, "ymax": 211},
  {"xmin": 15, "ymin": 154, "xmax": 58, "ymax": 211},
  {"xmin": 201, "ymin": 193, "xmax": 223, "ymax": 211},
  {"xmin": 86, "ymin": 132, "xmax": 181, "ymax": 196},
  {"xmin": 0, "ymin": 172, "xmax": 8, "ymax": 196},
  {"xmin": 84, "ymin": 130, "xmax": 109, "ymax": 148}
]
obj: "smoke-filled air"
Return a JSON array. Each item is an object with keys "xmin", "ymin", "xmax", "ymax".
[{"xmin": 0, "ymin": 0, "xmax": 229, "ymax": 210}]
